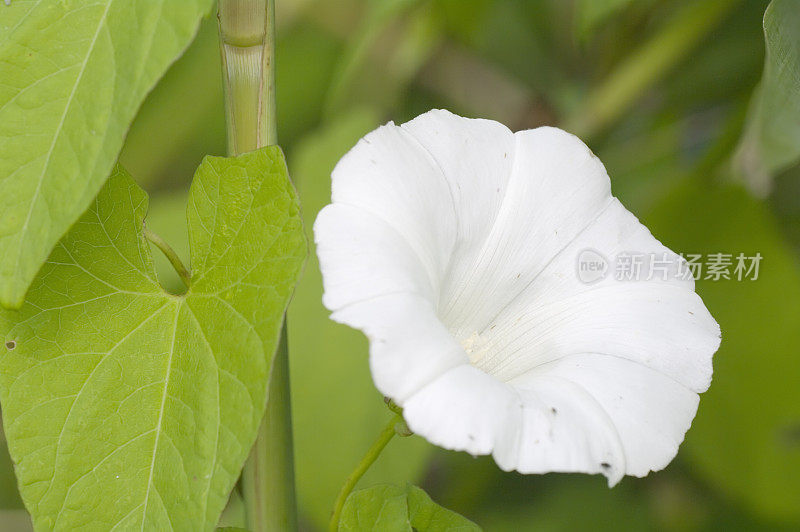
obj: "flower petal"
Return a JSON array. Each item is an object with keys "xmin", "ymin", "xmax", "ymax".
[
  {"xmin": 315, "ymin": 204, "xmax": 436, "ymax": 310},
  {"xmin": 327, "ymin": 116, "xmax": 459, "ymax": 296},
  {"xmin": 400, "ymin": 110, "xmax": 517, "ymax": 301},
  {"xmin": 318, "ymin": 110, "xmax": 522, "ymax": 399},
  {"xmin": 402, "ymin": 363, "xmax": 629, "ymax": 485},
  {"xmin": 493, "ymin": 374, "xmax": 627, "ymax": 485},
  {"xmin": 316, "ymin": 110, "xmax": 721, "ymax": 485},
  {"xmin": 330, "ymin": 292, "xmax": 467, "ymax": 401},
  {"xmin": 512, "ymin": 353, "xmax": 702, "ymax": 480},
  {"xmin": 402, "ymin": 364, "xmax": 518, "ymax": 456},
  {"xmin": 434, "ymin": 126, "xmax": 613, "ymax": 338},
  {"xmin": 468, "ymin": 201, "xmax": 719, "ymax": 392}
]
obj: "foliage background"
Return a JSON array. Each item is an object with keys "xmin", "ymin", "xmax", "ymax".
[{"xmin": 2, "ymin": 0, "xmax": 799, "ymax": 530}]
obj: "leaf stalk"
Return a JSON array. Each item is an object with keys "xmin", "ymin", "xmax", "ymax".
[{"xmin": 143, "ymin": 226, "xmax": 191, "ymax": 288}]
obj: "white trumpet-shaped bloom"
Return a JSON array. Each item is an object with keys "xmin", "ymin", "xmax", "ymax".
[{"xmin": 314, "ymin": 110, "xmax": 720, "ymax": 485}]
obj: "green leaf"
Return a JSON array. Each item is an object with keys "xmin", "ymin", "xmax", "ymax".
[
  {"xmin": 0, "ymin": 0, "xmax": 215, "ymax": 308},
  {"xmin": 643, "ymin": 181, "xmax": 800, "ymax": 522},
  {"xmin": 126, "ymin": 108, "xmax": 437, "ymax": 529},
  {"xmin": 734, "ymin": 0, "xmax": 800, "ymax": 195},
  {"xmin": 340, "ymin": 484, "xmax": 480, "ymax": 532},
  {"xmin": 0, "ymin": 147, "xmax": 306, "ymax": 530},
  {"xmin": 288, "ymin": 109, "xmax": 433, "ymax": 528}
]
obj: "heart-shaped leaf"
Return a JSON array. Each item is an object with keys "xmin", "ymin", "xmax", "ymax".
[{"xmin": 0, "ymin": 147, "xmax": 306, "ymax": 530}]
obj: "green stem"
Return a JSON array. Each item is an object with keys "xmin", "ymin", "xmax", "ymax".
[
  {"xmin": 143, "ymin": 226, "xmax": 191, "ymax": 287},
  {"xmin": 329, "ymin": 413, "xmax": 404, "ymax": 532},
  {"xmin": 244, "ymin": 330, "xmax": 296, "ymax": 531},
  {"xmin": 218, "ymin": 1, "xmax": 296, "ymax": 531},
  {"xmin": 219, "ymin": 0, "xmax": 277, "ymax": 153},
  {"xmin": 564, "ymin": 0, "xmax": 739, "ymax": 138}
]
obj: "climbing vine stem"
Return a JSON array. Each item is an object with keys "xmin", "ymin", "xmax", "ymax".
[{"xmin": 218, "ymin": 1, "xmax": 296, "ymax": 531}]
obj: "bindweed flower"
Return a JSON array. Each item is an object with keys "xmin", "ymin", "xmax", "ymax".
[{"xmin": 314, "ymin": 110, "xmax": 720, "ymax": 485}]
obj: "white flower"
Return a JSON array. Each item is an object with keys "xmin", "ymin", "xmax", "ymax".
[{"xmin": 314, "ymin": 109, "xmax": 720, "ymax": 485}]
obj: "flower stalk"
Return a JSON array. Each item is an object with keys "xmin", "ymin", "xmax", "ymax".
[
  {"xmin": 218, "ymin": 1, "xmax": 297, "ymax": 531},
  {"xmin": 329, "ymin": 413, "xmax": 406, "ymax": 532}
]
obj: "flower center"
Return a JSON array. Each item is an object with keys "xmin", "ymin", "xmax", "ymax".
[{"xmin": 459, "ymin": 331, "xmax": 491, "ymax": 366}]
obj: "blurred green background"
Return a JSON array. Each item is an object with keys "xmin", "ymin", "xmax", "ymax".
[{"xmin": 3, "ymin": 0, "xmax": 800, "ymax": 530}]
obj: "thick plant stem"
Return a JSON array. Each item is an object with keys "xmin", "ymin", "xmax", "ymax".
[
  {"xmin": 219, "ymin": 0, "xmax": 277, "ymax": 151},
  {"xmin": 244, "ymin": 332, "xmax": 296, "ymax": 531},
  {"xmin": 218, "ymin": 1, "xmax": 297, "ymax": 531},
  {"xmin": 564, "ymin": 0, "xmax": 739, "ymax": 138},
  {"xmin": 329, "ymin": 414, "xmax": 404, "ymax": 532}
]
